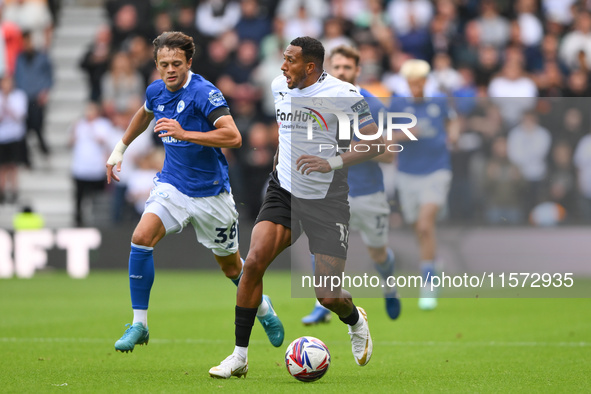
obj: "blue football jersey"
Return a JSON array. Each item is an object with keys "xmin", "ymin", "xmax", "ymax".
[
  {"xmin": 347, "ymin": 88, "xmax": 386, "ymax": 197},
  {"xmin": 145, "ymin": 72, "xmax": 232, "ymax": 197},
  {"xmin": 389, "ymin": 94, "xmax": 451, "ymax": 175}
]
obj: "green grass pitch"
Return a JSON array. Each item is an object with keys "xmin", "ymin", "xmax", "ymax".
[{"xmin": 1, "ymin": 270, "xmax": 590, "ymax": 393}]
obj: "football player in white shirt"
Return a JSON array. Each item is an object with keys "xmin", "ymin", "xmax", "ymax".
[{"xmin": 210, "ymin": 37, "xmax": 384, "ymax": 379}]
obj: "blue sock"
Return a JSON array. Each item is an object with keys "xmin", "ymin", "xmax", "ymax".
[
  {"xmin": 231, "ymin": 258, "xmax": 245, "ymax": 287},
  {"xmin": 375, "ymin": 248, "xmax": 394, "ymax": 279},
  {"xmin": 421, "ymin": 261, "xmax": 436, "ymax": 283},
  {"xmin": 129, "ymin": 243, "xmax": 155, "ymax": 310}
]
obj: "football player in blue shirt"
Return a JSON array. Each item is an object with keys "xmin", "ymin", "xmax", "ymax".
[
  {"xmin": 301, "ymin": 45, "xmax": 400, "ymax": 324},
  {"xmin": 105, "ymin": 31, "xmax": 284, "ymax": 353},
  {"xmin": 390, "ymin": 59, "xmax": 459, "ymax": 310}
]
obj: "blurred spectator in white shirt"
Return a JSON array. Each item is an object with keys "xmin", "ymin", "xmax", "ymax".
[
  {"xmin": 69, "ymin": 102, "xmax": 112, "ymax": 227},
  {"xmin": 283, "ymin": 4, "xmax": 323, "ymax": 41},
  {"xmin": 431, "ymin": 52, "xmax": 463, "ymax": 94},
  {"xmin": 488, "ymin": 60, "xmax": 538, "ymax": 127},
  {"xmin": 330, "ymin": 0, "xmax": 367, "ymax": 23},
  {"xmin": 559, "ymin": 12, "xmax": 591, "ymax": 71},
  {"xmin": 542, "ymin": 0, "xmax": 577, "ymax": 26},
  {"xmin": 107, "ymin": 102, "xmax": 154, "ymax": 224},
  {"xmin": 507, "ymin": 111, "xmax": 551, "ymax": 213},
  {"xmin": 126, "ymin": 149, "xmax": 164, "ymax": 216},
  {"xmin": 387, "ymin": 0, "xmax": 433, "ymax": 36},
  {"xmin": 477, "ymin": 0, "xmax": 510, "ymax": 48},
  {"xmin": 100, "ymin": 51, "xmax": 144, "ymax": 120},
  {"xmin": 277, "ymin": 0, "xmax": 329, "ymax": 21},
  {"xmin": 195, "ymin": 0, "xmax": 241, "ymax": 38},
  {"xmin": 573, "ymin": 130, "xmax": 591, "ymax": 221},
  {"xmin": 0, "ymin": 75, "xmax": 27, "ymax": 204},
  {"xmin": 516, "ymin": 0, "xmax": 544, "ymax": 47}
]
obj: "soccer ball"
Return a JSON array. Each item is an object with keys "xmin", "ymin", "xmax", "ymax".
[{"xmin": 285, "ymin": 336, "xmax": 331, "ymax": 382}]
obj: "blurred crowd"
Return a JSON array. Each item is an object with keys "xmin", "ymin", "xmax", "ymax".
[{"xmin": 4, "ymin": 0, "xmax": 591, "ymax": 226}]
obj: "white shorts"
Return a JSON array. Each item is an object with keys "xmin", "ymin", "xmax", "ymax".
[
  {"xmin": 143, "ymin": 180, "xmax": 239, "ymax": 257},
  {"xmin": 349, "ymin": 191, "xmax": 390, "ymax": 248},
  {"xmin": 396, "ymin": 169, "xmax": 452, "ymax": 224}
]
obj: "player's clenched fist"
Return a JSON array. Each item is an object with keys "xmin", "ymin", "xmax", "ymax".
[{"xmin": 154, "ymin": 118, "xmax": 187, "ymax": 140}]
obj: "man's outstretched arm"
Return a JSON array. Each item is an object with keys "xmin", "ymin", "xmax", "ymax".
[
  {"xmin": 154, "ymin": 114, "xmax": 242, "ymax": 149},
  {"xmin": 106, "ymin": 105, "xmax": 154, "ymax": 183}
]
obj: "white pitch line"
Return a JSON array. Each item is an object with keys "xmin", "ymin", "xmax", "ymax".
[{"xmin": 0, "ymin": 337, "xmax": 589, "ymax": 347}]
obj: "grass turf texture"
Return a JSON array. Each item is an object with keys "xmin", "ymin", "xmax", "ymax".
[{"xmin": 1, "ymin": 271, "xmax": 590, "ymax": 393}]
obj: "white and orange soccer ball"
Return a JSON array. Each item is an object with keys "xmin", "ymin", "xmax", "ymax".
[{"xmin": 285, "ymin": 336, "xmax": 331, "ymax": 382}]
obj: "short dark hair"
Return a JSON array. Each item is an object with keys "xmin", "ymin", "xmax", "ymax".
[
  {"xmin": 329, "ymin": 45, "xmax": 360, "ymax": 66},
  {"xmin": 290, "ymin": 36, "xmax": 325, "ymax": 69},
  {"xmin": 152, "ymin": 31, "xmax": 195, "ymax": 62}
]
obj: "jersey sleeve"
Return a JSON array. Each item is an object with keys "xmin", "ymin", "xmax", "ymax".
[
  {"xmin": 196, "ymin": 82, "xmax": 231, "ymax": 126},
  {"xmin": 339, "ymin": 85, "xmax": 375, "ymax": 130},
  {"xmin": 144, "ymin": 82, "xmax": 158, "ymax": 113}
]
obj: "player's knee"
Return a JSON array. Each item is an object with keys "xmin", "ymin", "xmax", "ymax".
[
  {"xmin": 317, "ymin": 297, "xmax": 340, "ymax": 311},
  {"xmin": 221, "ymin": 264, "xmax": 241, "ymax": 279},
  {"xmin": 415, "ymin": 221, "xmax": 434, "ymax": 239},
  {"xmin": 131, "ymin": 228, "xmax": 156, "ymax": 247},
  {"xmin": 243, "ymin": 255, "xmax": 267, "ymax": 279},
  {"xmin": 369, "ymin": 248, "xmax": 387, "ymax": 263}
]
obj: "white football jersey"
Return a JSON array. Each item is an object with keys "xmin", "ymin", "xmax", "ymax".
[{"xmin": 272, "ymin": 71, "xmax": 371, "ymax": 199}]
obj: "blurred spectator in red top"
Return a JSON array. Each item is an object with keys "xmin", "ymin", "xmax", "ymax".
[
  {"xmin": 1, "ymin": 9, "xmax": 22, "ymax": 76},
  {"xmin": 3, "ymin": 0, "xmax": 52, "ymax": 50}
]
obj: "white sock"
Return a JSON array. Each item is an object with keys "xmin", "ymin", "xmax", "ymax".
[
  {"xmin": 350, "ymin": 314, "xmax": 364, "ymax": 331},
  {"xmin": 133, "ymin": 309, "xmax": 148, "ymax": 327},
  {"xmin": 315, "ymin": 299, "xmax": 322, "ymax": 308},
  {"xmin": 256, "ymin": 297, "xmax": 269, "ymax": 317},
  {"xmin": 233, "ymin": 345, "xmax": 248, "ymax": 360}
]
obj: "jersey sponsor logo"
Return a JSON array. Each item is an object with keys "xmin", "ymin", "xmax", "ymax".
[
  {"xmin": 208, "ymin": 90, "xmax": 225, "ymax": 106},
  {"xmin": 276, "ymin": 108, "xmax": 313, "ymax": 122},
  {"xmin": 161, "ymin": 136, "xmax": 180, "ymax": 143},
  {"xmin": 157, "ymin": 105, "xmax": 165, "ymax": 111},
  {"xmin": 279, "ymin": 92, "xmax": 287, "ymax": 100},
  {"xmin": 359, "ymin": 114, "xmax": 373, "ymax": 125},
  {"xmin": 177, "ymin": 100, "xmax": 185, "ymax": 113}
]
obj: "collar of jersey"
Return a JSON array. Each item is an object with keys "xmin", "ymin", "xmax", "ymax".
[{"xmin": 183, "ymin": 72, "xmax": 193, "ymax": 89}]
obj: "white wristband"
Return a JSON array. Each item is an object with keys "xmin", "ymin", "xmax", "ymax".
[
  {"xmin": 327, "ymin": 155, "xmax": 343, "ymax": 170},
  {"xmin": 107, "ymin": 140, "xmax": 128, "ymax": 166}
]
